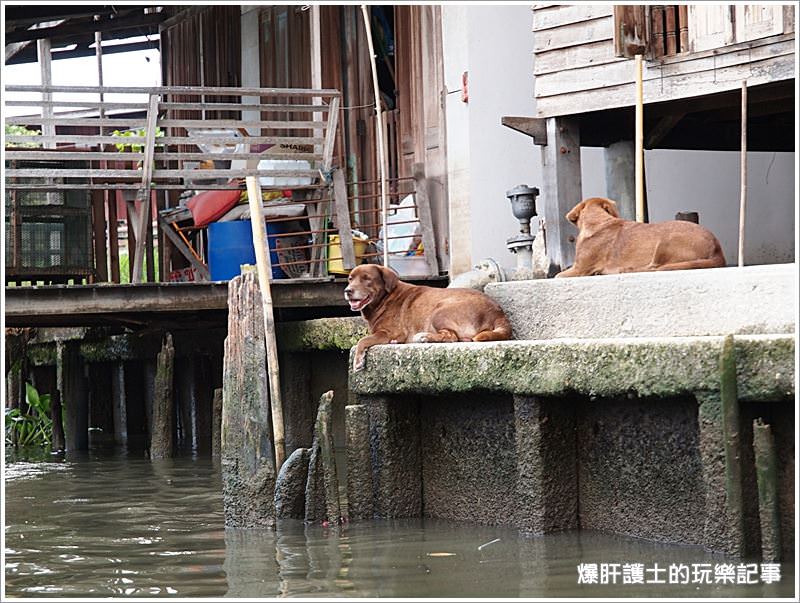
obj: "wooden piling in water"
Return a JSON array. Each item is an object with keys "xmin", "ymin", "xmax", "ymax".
[
  {"xmin": 150, "ymin": 333, "xmax": 175, "ymax": 460},
  {"xmin": 221, "ymin": 270, "xmax": 275, "ymax": 527},
  {"xmin": 50, "ymin": 389, "xmax": 65, "ymax": 452},
  {"xmin": 58, "ymin": 341, "xmax": 89, "ymax": 451},
  {"xmin": 753, "ymin": 418, "xmax": 781, "ymax": 562}
]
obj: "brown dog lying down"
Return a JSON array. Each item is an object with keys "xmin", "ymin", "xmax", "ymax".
[
  {"xmin": 345, "ymin": 264, "xmax": 512, "ymax": 370},
  {"xmin": 556, "ymin": 197, "xmax": 726, "ymax": 277}
]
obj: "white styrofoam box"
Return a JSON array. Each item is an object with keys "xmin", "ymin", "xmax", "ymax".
[
  {"xmin": 258, "ymin": 159, "xmax": 313, "ymax": 187},
  {"xmin": 389, "ymin": 255, "xmax": 429, "ymax": 276}
]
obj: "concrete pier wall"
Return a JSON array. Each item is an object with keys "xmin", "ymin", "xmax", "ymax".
[{"xmin": 348, "ymin": 265, "xmax": 795, "ymax": 558}]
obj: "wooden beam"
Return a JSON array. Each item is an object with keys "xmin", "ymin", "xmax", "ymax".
[
  {"xmin": 159, "ymin": 219, "xmax": 211, "ymax": 281},
  {"xmin": 541, "ymin": 117, "xmax": 581, "ymax": 273},
  {"xmin": 646, "ymin": 113, "xmax": 685, "ymax": 148},
  {"xmin": 501, "ymin": 116, "xmax": 548, "ymax": 146},
  {"xmin": 91, "ymin": 189, "xmax": 109, "ymax": 282},
  {"xmin": 412, "ymin": 163, "xmax": 441, "ymax": 276},
  {"xmin": 332, "ymin": 168, "xmax": 357, "ymax": 271},
  {"xmin": 132, "ymin": 94, "xmax": 160, "ymax": 283}
]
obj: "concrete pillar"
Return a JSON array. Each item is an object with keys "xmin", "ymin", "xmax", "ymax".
[
  {"xmin": 604, "ymin": 140, "xmax": 636, "ymax": 221},
  {"xmin": 279, "ymin": 351, "xmax": 313, "ymax": 456},
  {"xmin": 58, "ymin": 341, "xmax": 89, "ymax": 451},
  {"xmin": 360, "ymin": 394, "xmax": 422, "ymax": 518},
  {"xmin": 514, "ymin": 395, "xmax": 578, "ymax": 533},
  {"xmin": 345, "ymin": 404, "xmax": 374, "ymax": 520}
]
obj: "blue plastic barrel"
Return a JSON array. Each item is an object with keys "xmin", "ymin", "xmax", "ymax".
[{"xmin": 207, "ymin": 220, "xmax": 286, "ymax": 281}]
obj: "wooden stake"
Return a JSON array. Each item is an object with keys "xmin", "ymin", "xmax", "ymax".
[
  {"xmin": 245, "ymin": 175, "xmax": 286, "ymax": 471},
  {"xmin": 361, "ymin": 5, "xmax": 389, "ymax": 266},
  {"xmin": 753, "ymin": 418, "xmax": 781, "ymax": 562},
  {"xmin": 738, "ymin": 81, "xmax": 748, "ymax": 267},
  {"xmin": 634, "ymin": 54, "xmax": 645, "ymax": 223},
  {"xmin": 150, "ymin": 332, "xmax": 174, "ymax": 460}
]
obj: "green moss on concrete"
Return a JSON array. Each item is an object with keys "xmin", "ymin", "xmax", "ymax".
[
  {"xmin": 350, "ymin": 335, "xmax": 794, "ymax": 402},
  {"xmin": 277, "ymin": 317, "xmax": 368, "ymax": 352}
]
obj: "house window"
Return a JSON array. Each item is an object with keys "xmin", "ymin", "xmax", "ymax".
[{"xmin": 614, "ymin": 5, "xmax": 793, "ymax": 58}]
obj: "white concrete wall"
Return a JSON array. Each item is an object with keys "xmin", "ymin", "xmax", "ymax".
[
  {"xmin": 440, "ymin": 6, "xmax": 795, "ymax": 272},
  {"xmin": 442, "ymin": 5, "xmax": 544, "ymax": 276}
]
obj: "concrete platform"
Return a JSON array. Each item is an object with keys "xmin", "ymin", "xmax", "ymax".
[{"xmin": 344, "ymin": 264, "xmax": 796, "ymax": 558}]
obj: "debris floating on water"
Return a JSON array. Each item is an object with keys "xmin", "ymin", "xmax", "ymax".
[
  {"xmin": 477, "ymin": 538, "xmax": 501, "ymax": 551},
  {"xmin": 427, "ymin": 552, "xmax": 456, "ymax": 557}
]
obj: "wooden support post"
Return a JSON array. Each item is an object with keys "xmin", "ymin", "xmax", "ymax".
[
  {"xmin": 362, "ymin": 5, "xmax": 389, "ymax": 267},
  {"xmin": 132, "ymin": 94, "xmax": 159, "ymax": 283},
  {"xmin": 108, "ymin": 191, "xmax": 120, "ymax": 283},
  {"xmin": 753, "ymin": 419, "xmax": 781, "ymax": 562},
  {"xmin": 738, "ymin": 81, "xmax": 748, "ymax": 267},
  {"xmin": 91, "ymin": 189, "xmax": 108, "ymax": 282},
  {"xmin": 720, "ymin": 334, "xmax": 746, "ymax": 555},
  {"xmin": 50, "ymin": 389, "xmax": 65, "ymax": 453},
  {"xmin": 145, "ymin": 194, "xmax": 156, "ymax": 283},
  {"xmin": 332, "ymin": 168, "xmax": 357, "ymax": 271},
  {"xmin": 57, "ymin": 341, "xmax": 89, "ymax": 452},
  {"xmin": 634, "ymin": 54, "xmax": 646, "ymax": 223},
  {"xmin": 304, "ymin": 391, "xmax": 341, "ymax": 523},
  {"xmin": 221, "ymin": 270, "xmax": 276, "ymax": 527},
  {"xmin": 245, "ymin": 176, "xmax": 285, "ymax": 471},
  {"xmin": 542, "ymin": 117, "xmax": 581, "ymax": 273},
  {"xmin": 412, "ymin": 163, "xmax": 441, "ymax": 276},
  {"xmin": 150, "ymin": 333, "xmax": 175, "ymax": 460}
]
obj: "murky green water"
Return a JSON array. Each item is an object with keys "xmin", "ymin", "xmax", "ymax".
[{"xmin": 4, "ymin": 449, "xmax": 795, "ymax": 598}]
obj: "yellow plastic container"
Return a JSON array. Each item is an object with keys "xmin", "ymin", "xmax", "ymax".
[{"xmin": 328, "ymin": 234, "xmax": 368, "ymax": 275}]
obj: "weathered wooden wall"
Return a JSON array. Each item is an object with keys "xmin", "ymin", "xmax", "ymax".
[{"xmin": 532, "ymin": 4, "xmax": 795, "ymax": 118}]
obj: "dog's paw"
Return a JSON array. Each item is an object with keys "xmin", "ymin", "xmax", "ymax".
[
  {"xmin": 352, "ymin": 353, "xmax": 366, "ymax": 372},
  {"xmin": 411, "ymin": 332, "xmax": 431, "ymax": 343}
]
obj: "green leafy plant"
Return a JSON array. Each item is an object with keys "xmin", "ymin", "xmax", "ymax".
[
  {"xmin": 5, "ymin": 124, "xmax": 42, "ymax": 148},
  {"xmin": 5, "ymin": 383, "xmax": 53, "ymax": 448},
  {"xmin": 111, "ymin": 126, "xmax": 164, "ymax": 153}
]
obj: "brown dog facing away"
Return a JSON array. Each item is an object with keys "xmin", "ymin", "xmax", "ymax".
[
  {"xmin": 345, "ymin": 264, "xmax": 513, "ymax": 371},
  {"xmin": 556, "ymin": 197, "xmax": 726, "ymax": 277}
]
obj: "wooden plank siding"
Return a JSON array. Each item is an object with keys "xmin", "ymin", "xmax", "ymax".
[{"xmin": 532, "ymin": 5, "xmax": 796, "ymax": 119}]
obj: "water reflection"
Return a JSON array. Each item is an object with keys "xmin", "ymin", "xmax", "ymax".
[{"xmin": 4, "ymin": 450, "xmax": 795, "ymax": 598}]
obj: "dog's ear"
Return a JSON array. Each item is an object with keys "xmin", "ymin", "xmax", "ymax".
[
  {"xmin": 601, "ymin": 198, "xmax": 620, "ymax": 218},
  {"xmin": 379, "ymin": 265, "xmax": 400, "ymax": 293},
  {"xmin": 565, "ymin": 201, "xmax": 584, "ymax": 224}
]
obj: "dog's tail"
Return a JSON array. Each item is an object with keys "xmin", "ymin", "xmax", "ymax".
[{"xmin": 472, "ymin": 316, "xmax": 513, "ymax": 342}]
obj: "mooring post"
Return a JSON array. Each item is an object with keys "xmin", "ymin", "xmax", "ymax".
[
  {"xmin": 753, "ymin": 418, "xmax": 781, "ymax": 562},
  {"xmin": 305, "ymin": 391, "xmax": 341, "ymax": 523},
  {"xmin": 221, "ymin": 270, "xmax": 275, "ymax": 528},
  {"xmin": 58, "ymin": 341, "xmax": 89, "ymax": 451},
  {"xmin": 150, "ymin": 333, "xmax": 175, "ymax": 460},
  {"xmin": 345, "ymin": 404, "xmax": 374, "ymax": 520}
]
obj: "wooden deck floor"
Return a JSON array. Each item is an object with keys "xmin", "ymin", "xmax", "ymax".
[{"xmin": 5, "ymin": 276, "xmax": 447, "ymax": 328}]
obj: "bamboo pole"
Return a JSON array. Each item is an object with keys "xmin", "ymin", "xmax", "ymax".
[
  {"xmin": 738, "ymin": 81, "xmax": 748, "ymax": 267},
  {"xmin": 245, "ymin": 175, "xmax": 286, "ymax": 471},
  {"xmin": 361, "ymin": 5, "xmax": 389, "ymax": 266},
  {"xmin": 634, "ymin": 54, "xmax": 645, "ymax": 223}
]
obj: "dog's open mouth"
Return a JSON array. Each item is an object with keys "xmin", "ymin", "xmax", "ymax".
[{"xmin": 347, "ymin": 295, "xmax": 371, "ymax": 312}]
